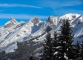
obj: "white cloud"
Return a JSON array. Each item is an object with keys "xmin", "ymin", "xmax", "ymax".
[
  {"xmin": 37, "ymin": 0, "xmax": 83, "ymax": 15},
  {"xmin": 38, "ymin": 0, "xmax": 82, "ymax": 9},
  {"xmin": 0, "ymin": 4, "xmax": 42, "ymax": 8},
  {"xmin": 0, "ymin": 14, "xmax": 48, "ymax": 19},
  {"xmin": 53, "ymin": 9, "xmax": 83, "ymax": 16}
]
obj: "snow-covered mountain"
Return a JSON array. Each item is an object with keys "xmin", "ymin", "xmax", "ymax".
[{"xmin": 0, "ymin": 13, "xmax": 83, "ymax": 53}]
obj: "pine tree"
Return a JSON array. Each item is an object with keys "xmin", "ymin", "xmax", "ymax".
[
  {"xmin": 75, "ymin": 41, "xmax": 80, "ymax": 59},
  {"xmin": 65, "ymin": 20, "xmax": 74, "ymax": 60},
  {"xmin": 53, "ymin": 31, "xmax": 66, "ymax": 60},
  {"xmin": 29, "ymin": 56, "xmax": 33, "ymax": 60},
  {"xmin": 14, "ymin": 42, "xmax": 29, "ymax": 60},
  {"xmin": 52, "ymin": 32, "xmax": 58, "ymax": 60},
  {"xmin": 80, "ymin": 42, "xmax": 83, "ymax": 60},
  {"xmin": 68, "ymin": 44, "xmax": 76, "ymax": 60},
  {"xmin": 58, "ymin": 39, "xmax": 66, "ymax": 60},
  {"xmin": 58, "ymin": 19, "xmax": 73, "ymax": 60},
  {"xmin": 0, "ymin": 51, "xmax": 7, "ymax": 60},
  {"xmin": 43, "ymin": 33, "xmax": 53, "ymax": 60},
  {"xmin": 53, "ymin": 32, "xmax": 58, "ymax": 48}
]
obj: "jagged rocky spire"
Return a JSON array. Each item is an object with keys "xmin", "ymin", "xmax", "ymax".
[
  {"xmin": 4, "ymin": 17, "xmax": 17, "ymax": 28},
  {"xmin": 29, "ymin": 16, "xmax": 41, "ymax": 25},
  {"xmin": 10, "ymin": 17, "xmax": 17, "ymax": 24}
]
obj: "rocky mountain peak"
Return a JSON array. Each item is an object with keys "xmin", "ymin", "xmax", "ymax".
[{"xmin": 29, "ymin": 16, "xmax": 41, "ymax": 25}]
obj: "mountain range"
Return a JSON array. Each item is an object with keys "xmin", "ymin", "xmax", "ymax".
[{"xmin": 0, "ymin": 13, "xmax": 83, "ymax": 55}]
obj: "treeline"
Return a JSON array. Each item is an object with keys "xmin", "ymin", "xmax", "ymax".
[{"xmin": 0, "ymin": 19, "xmax": 83, "ymax": 60}]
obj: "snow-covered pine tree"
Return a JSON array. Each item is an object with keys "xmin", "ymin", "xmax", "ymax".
[
  {"xmin": 80, "ymin": 42, "xmax": 83, "ymax": 60},
  {"xmin": 14, "ymin": 42, "xmax": 29, "ymax": 60},
  {"xmin": 68, "ymin": 44, "xmax": 76, "ymax": 60},
  {"xmin": 64, "ymin": 20, "xmax": 74, "ymax": 59},
  {"xmin": 29, "ymin": 56, "xmax": 33, "ymax": 60},
  {"xmin": 75, "ymin": 41, "xmax": 80, "ymax": 59},
  {"xmin": 57, "ymin": 19, "xmax": 73, "ymax": 60},
  {"xmin": 0, "ymin": 51, "xmax": 7, "ymax": 60},
  {"xmin": 43, "ymin": 33, "xmax": 53, "ymax": 60},
  {"xmin": 53, "ymin": 20, "xmax": 67, "ymax": 60},
  {"xmin": 52, "ymin": 32, "xmax": 58, "ymax": 60}
]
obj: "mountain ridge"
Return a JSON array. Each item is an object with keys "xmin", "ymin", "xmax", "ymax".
[{"xmin": 0, "ymin": 13, "xmax": 83, "ymax": 53}]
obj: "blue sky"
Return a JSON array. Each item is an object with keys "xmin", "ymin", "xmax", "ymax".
[{"xmin": 0, "ymin": 0, "xmax": 83, "ymax": 26}]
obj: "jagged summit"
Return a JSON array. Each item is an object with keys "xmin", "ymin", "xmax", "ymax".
[
  {"xmin": 47, "ymin": 16, "xmax": 60, "ymax": 27},
  {"xmin": 4, "ymin": 17, "xmax": 18, "ymax": 28},
  {"xmin": 5, "ymin": 17, "xmax": 17, "ymax": 25},
  {"xmin": 29, "ymin": 16, "xmax": 42, "ymax": 25},
  {"xmin": 47, "ymin": 16, "xmax": 54, "ymax": 22},
  {"xmin": 10, "ymin": 17, "xmax": 17, "ymax": 24}
]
